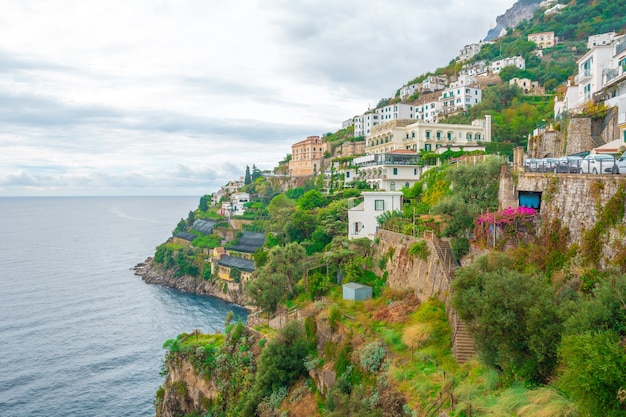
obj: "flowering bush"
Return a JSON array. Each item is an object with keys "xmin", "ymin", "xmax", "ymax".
[{"xmin": 474, "ymin": 206, "xmax": 537, "ymax": 247}]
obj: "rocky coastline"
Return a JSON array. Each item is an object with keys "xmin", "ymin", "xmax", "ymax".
[{"xmin": 133, "ymin": 258, "xmax": 251, "ymax": 310}]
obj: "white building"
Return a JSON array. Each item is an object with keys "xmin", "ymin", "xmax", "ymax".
[
  {"xmin": 348, "ymin": 191, "xmax": 403, "ymax": 240},
  {"xmin": 449, "ymin": 74, "xmax": 477, "ymax": 88},
  {"xmin": 440, "ymin": 86, "xmax": 482, "ymax": 115},
  {"xmin": 575, "ymin": 43, "xmax": 614, "ymax": 104},
  {"xmin": 460, "ymin": 60, "xmax": 488, "ymax": 77},
  {"xmin": 400, "ymin": 83, "xmax": 420, "ymax": 100},
  {"xmin": 365, "ymin": 116, "xmax": 491, "ymax": 154},
  {"xmin": 415, "ymin": 97, "xmax": 444, "ymax": 123},
  {"xmin": 421, "ymin": 75, "xmax": 448, "ymax": 92},
  {"xmin": 459, "ymin": 42, "xmax": 484, "ymax": 62},
  {"xmin": 588, "ymin": 32, "xmax": 616, "ymax": 49},
  {"xmin": 490, "ymin": 56, "xmax": 525, "ymax": 73},
  {"xmin": 353, "ymin": 112, "xmax": 380, "ymax": 137},
  {"xmin": 231, "ymin": 192, "xmax": 250, "ymax": 215},
  {"xmin": 376, "ymin": 103, "xmax": 416, "ymax": 122},
  {"xmin": 352, "ymin": 150, "xmax": 421, "ymax": 191}
]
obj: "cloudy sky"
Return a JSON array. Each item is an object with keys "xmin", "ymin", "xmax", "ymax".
[{"xmin": 0, "ymin": 0, "xmax": 513, "ymax": 196}]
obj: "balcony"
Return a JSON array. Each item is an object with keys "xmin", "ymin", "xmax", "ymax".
[
  {"xmin": 574, "ymin": 70, "xmax": 592, "ymax": 85},
  {"xmin": 616, "ymin": 41, "xmax": 626, "ymax": 56}
]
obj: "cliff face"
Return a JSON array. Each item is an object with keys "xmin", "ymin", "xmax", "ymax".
[
  {"xmin": 134, "ymin": 258, "xmax": 249, "ymax": 306},
  {"xmin": 157, "ymin": 356, "xmax": 218, "ymax": 417},
  {"xmin": 484, "ymin": 0, "xmax": 542, "ymax": 41}
]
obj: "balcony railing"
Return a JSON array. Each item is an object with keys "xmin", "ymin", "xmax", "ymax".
[
  {"xmin": 616, "ymin": 41, "xmax": 626, "ymax": 55},
  {"xmin": 574, "ymin": 70, "xmax": 592, "ymax": 85}
]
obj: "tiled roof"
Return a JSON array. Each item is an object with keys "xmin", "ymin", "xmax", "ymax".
[
  {"xmin": 217, "ymin": 255, "xmax": 255, "ymax": 272},
  {"xmin": 226, "ymin": 232, "xmax": 266, "ymax": 253},
  {"xmin": 174, "ymin": 231, "xmax": 197, "ymax": 241},
  {"xmin": 192, "ymin": 219, "xmax": 216, "ymax": 234}
]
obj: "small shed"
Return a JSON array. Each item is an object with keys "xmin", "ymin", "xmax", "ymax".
[{"xmin": 342, "ymin": 282, "xmax": 373, "ymax": 301}]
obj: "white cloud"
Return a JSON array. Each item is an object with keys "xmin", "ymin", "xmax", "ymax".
[{"xmin": 0, "ymin": 0, "xmax": 513, "ymax": 196}]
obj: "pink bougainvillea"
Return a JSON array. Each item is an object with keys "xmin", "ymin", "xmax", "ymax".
[{"xmin": 474, "ymin": 206, "xmax": 537, "ymax": 247}]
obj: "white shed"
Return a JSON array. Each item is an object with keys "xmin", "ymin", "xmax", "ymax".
[{"xmin": 342, "ymin": 282, "xmax": 373, "ymax": 301}]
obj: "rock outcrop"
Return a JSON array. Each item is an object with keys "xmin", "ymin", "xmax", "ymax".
[
  {"xmin": 484, "ymin": 0, "xmax": 542, "ymax": 41},
  {"xmin": 134, "ymin": 258, "xmax": 249, "ymax": 307}
]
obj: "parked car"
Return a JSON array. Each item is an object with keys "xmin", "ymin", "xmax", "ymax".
[
  {"xmin": 579, "ymin": 154, "xmax": 617, "ymax": 174},
  {"xmin": 524, "ymin": 158, "xmax": 538, "ymax": 172},
  {"xmin": 616, "ymin": 151, "xmax": 626, "ymax": 174},
  {"xmin": 553, "ymin": 155, "xmax": 583, "ymax": 173}
]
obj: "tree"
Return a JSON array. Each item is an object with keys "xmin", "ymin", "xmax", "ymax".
[
  {"xmin": 198, "ymin": 194, "xmax": 210, "ymax": 212},
  {"xmin": 453, "ymin": 257, "xmax": 562, "ymax": 384},
  {"xmin": 187, "ymin": 210, "xmax": 195, "ymax": 226},
  {"xmin": 251, "ymin": 164, "xmax": 262, "ymax": 181},
  {"xmin": 284, "ymin": 208, "xmax": 316, "ymax": 243},
  {"xmin": 558, "ymin": 331, "xmax": 626, "ymax": 416},
  {"xmin": 298, "ymin": 189, "xmax": 326, "ymax": 210},
  {"xmin": 245, "ymin": 272, "xmax": 286, "ymax": 313},
  {"xmin": 244, "ymin": 165, "xmax": 251, "ymax": 185},
  {"xmin": 260, "ymin": 242, "xmax": 306, "ymax": 296},
  {"xmin": 242, "ymin": 321, "xmax": 310, "ymax": 416}
]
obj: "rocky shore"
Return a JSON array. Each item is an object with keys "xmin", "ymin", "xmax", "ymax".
[{"xmin": 133, "ymin": 258, "xmax": 250, "ymax": 309}]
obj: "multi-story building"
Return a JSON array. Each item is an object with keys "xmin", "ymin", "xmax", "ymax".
[
  {"xmin": 528, "ymin": 31, "xmax": 556, "ymax": 49},
  {"xmin": 440, "ymin": 86, "xmax": 482, "ymax": 115},
  {"xmin": 348, "ymin": 191, "xmax": 403, "ymax": 240},
  {"xmin": 490, "ymin": 56, "xmax": 525, "ymax": 73},
  {"xmin": 575, "ymin": 43, "xmax": 614, "ymax": 103},
  {"xmin": 376, "ymin": 103, "xmax": 416, "ymax": 122},
  {"xmin": 459, "ymin": 42, "xmax": 484, "ymax": 62},
  {"xmin": 353, "ymin": 112, "xmax": 380, "ymax": 137},
  {"xmin": 289, "ymin": 135, "xmax": 327, "ymax": 177},
  {"xmin": 460, "ymin": 60, "xmax": 488, "ymax": 77},
  {"xmin": 588, "ymin": 32, "xmax": 616, "ymax": 49},
  {"xmin": 365, "ymin": 116, "xmax": 491, "ymax": 154},
  {"xmin": 352, "ymin": 150, "xmax": 421, "ymax": 191},
  {"xmin": 421, "ymin": 75, "xmax": 448, "ymax": 92},
  {"xmin": 415, "ymin": 97, "xmax": 443, "ymax": 123},
  {"xmin": 509, "ymin": 77, "xmax": 543, "ymax": 94},
  {"xmin": 449, "ymin": 74, "xmax": 477, "ymax": 88},
  {"xmin": 400, "ymin": 83, "xmax": 420, "ymax": 100}
]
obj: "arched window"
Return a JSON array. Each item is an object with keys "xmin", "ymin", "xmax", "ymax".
[
  {"xmin": 475, "ymin": 133, "xmax": 481, "ymax": 140},
  {"xmin": 436, "ymin": 131, "xmax": 442, "ymax": 140},
  {"xmin": 466, "ymin": 132, "xmax": 472, "ymax": 140},
  {"xmin": 426, "ymin": 130, "xmax": 432, "ymax": 139}
]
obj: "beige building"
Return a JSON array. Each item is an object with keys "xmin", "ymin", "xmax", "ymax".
[
  {"xmin": 528, "ymin": 31, "xmax": 556, "ymax": 49},
  {"xmin": 509, "ymin": 77, "xmax": 544, "ymax": 95},
  {"xmin": 365, "ymin": 116, "xmax": 491, "ymax": 154},
  {"xmin": 289, "ymin": 135, "xmax": 327, "ymax": 177}
]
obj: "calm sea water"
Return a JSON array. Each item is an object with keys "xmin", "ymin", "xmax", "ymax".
[{"xmin": 0, "ymin": 196, "xmax": 248, "ymax": 417}]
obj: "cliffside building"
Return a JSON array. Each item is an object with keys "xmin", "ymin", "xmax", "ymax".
[
  {"xmin": 365, "ymin": 116, "xmax": 491, "ymax": 154},
  {"xmin": 289, "ymin": 136, "xmax": 327, "ymax": 177},
  {"xmin": 348, "ymin": 191, "xmax": 403, "ymax": 240},
  {"xmin": 528, "ymin": 31, "xmax": 556, "ymax": 49}
]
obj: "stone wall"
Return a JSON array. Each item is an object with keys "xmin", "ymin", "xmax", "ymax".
[
  {"xmin": 374, "ymin": 230, "xmax": 450, "ymax": 304},
  {"xmin": 506, "ymin": 172, "xmax": 626, "ymax": 267}
]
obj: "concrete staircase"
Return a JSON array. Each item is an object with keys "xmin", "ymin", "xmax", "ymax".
[{"xmin": 428, "ymin": 235, "xmax": 476, "ymax": 364}]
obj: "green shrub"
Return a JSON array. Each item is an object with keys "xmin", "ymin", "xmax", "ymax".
[
  {"xmin": 408, "ymin": 240, "xmax": 430, "ymax": 261},
  {"xmin": 328, "ymin": 304, "xmax": 342, "ymax": 333},
  {"xmin": 359, "ymin": 341, "xmax": 386, "ymax": 373},
  {"xmin": 451, "ymin": 237, "xmax": 469, "ymax": 259}
]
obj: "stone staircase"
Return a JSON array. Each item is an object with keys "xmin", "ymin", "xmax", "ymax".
[{"xmin": 427, "ymin": 235, "xmax": 476, "ymax": 364}]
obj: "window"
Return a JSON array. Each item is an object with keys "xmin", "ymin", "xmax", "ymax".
[
  {"xmin": 466, "ymin": 133, "xmax": 472, "ymax": 140},
  {"xmin": 390, "ymin": 182, "xmax": 395, "ymax": 191},
  {"xmin": 405, "ymin": 182, "xmax": 410, "ymax": 188},
  {"xmin": 436, "ymin": 131, "xmax": 441, "ymax": 140},
  {"xmin": 475, "ymin": 133, "xmax": 481, "ymax": 140},
  {"xmin": 346, "ymin": 172, "xmax": 350, "ymax": 178},
  {"xmin": 426, "ymin": 131, "xmax": 431, "ymax": 139},
  {"xmin": 393, "ymin": 167, "xmax": 398, "ymax": 175},
  {"xmin": 375, "ymin": 200, "xmax": 385, "ymax": 211},
  {"xmin": 414, "ymin": 168, "xmax": 417, "ymax": 175},
  {"xmin": 447, "ymin": 132, "xmax": 452, "ymax": 140},
  {"xmin": 425, "ymin": 144, "xmax": 432, "ymax": 151}
]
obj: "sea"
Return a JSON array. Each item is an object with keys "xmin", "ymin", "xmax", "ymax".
[{"xmin": 0, "ymin": 196, "xmax": 248, "ymax": 417}]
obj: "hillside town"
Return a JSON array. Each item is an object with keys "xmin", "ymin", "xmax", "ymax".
[{"xmin": 146, "ymin": 2, "xmax": 626, "ymax": 416}]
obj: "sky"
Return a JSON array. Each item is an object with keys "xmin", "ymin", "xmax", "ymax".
[{"xmin": 0, "ymin": 0, "xmax": 513, "ymax": 197}]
